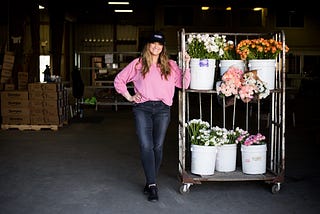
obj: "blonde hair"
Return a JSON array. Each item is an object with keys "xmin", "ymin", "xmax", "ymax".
[{"xmin": 137, "ymin": 43, "xmax": 171, "ymax": 80}]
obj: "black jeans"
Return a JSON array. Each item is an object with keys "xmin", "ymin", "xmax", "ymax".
[{"xmin": 132, "ymin": 101, "xmax": 171, "ymax": 185}]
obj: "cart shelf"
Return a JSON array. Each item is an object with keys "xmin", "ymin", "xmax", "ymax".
[{"xmin": 180, "ymin": 168, "xmax": 279, "ymax": 182}]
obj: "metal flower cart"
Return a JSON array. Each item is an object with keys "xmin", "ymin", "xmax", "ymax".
[{"xmin": 177, "ymin": 28, "xmax": 286, "ymax": 194}]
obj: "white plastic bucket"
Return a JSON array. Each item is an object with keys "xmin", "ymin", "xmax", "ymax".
[
  {"xmin": 248, "ymin": 59, "xmax": 276, "ymax": 90},
  {"xmin": 215, "ymin": 144, "xmax": 237, "ymax": 172},
  {"xmin": 241, "ymin": 144, "xmax": 267, "ymax": 174},
  {"xmin": 191, "ymin": 144, "xmax": 217, "ymax": 175},
  {"xmin": 190, "ymin": 58, "xmax": 216, "ymax": 90},
  {"xmin": 219, "ymin": 60, "xmax": 245, "ymax": 76}
]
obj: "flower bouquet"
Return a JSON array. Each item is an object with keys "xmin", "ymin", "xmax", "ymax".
[
  {"xmin": 216, "ymin": 66, "xmax": 244, "ymax": 98},
  {"xmin": 215, "ymin": 127, "xmax": 248, "ymax": 172},
  {"xmin": 236, "ymin": 38, "xmax": 289, "ymax": 60},
  {"xmin": 220, "ymin": 39, "xmax": 242, "ymax": 60},
  {"xmin": 186, "ymin": 33, "xmax": 226, "ymax": 60},
  {"xmin": 241, "ymin": 133, "xmax": 266, "ymax": 146},
  {"xmin": 235, "ymin": 37, "xmax": 289, "ymax": 90},
  {"xmin": 186, "ymin": 34, "xmax": 228, "ymax": 90},
  {"xmin": 216, "ymin": 66, "xmax": 270, "ymax": 103},
  {"xmin": 239, "ymin": 70, "xmax": 270, "ymax": 102},
  {"xmin": 186, "ymin": 119, "xmax": 219, "ymax": 175},
  {"xmin": 240, "ymin": 132, "xmax": 267, "ymax": 174},
  {"xmin": 186, "ymin": 119, "xmax": 212, "ymax": 146}
]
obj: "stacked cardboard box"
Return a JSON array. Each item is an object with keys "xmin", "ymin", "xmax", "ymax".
[
  {"xmin": 1, "ymin": 52, "xmax": 15, "ymax": 86},
  {"xmin": 18, "ymin": 72, "xmax": 28, "ymax": 90},
  {"xmin": 1, "ymin": 90, "xmax": 30, "ymax": 125},
  {"xmin": 4, "ymin": 84, "xmax": 15, "ymax": 91},
  {"xmin": 28, "ymin": 82, "xmax": 68, "ymax": 125},
  {"xmin": 1, "ymin": 82, "xmax": 69, "ymax": 128}
]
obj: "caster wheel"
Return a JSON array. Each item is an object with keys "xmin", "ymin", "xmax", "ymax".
[
  {"xmin": 271, "ymin": 183, "xmax": 281, "ymax": 194},
  {"xmin": 179, "ymin": 184, "xmax": 190, "ymax": 194}
]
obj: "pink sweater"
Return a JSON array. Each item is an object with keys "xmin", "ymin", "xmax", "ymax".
[{"xmin": 114, "ymin": 58, "xmax": 191, "ymax": 106}]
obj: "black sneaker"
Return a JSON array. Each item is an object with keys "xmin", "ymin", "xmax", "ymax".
[
  {"xmin": 148, "ymin": 185, "xmax": 158, "ymax": 202},
  {"xmin": 143, "ymin": 184, "xmax": 150, "ymax": 195}
]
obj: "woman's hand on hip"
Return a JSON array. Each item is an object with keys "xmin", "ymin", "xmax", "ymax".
[{"xmin": 132, "ymin": 93, "xmax": 142, "ymax": 103}]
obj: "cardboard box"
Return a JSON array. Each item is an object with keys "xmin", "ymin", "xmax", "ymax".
[
  {"xmin": 3, "ymin": 52, "xmax": 15, "ymax": 64},
  {"xmin": 43, "ymin": 100, "xmax": 58, "ymax": 109},
  {"xmin": 0, "ymin": 76, "xmax": 11, "ymax": 84},
  {"xmin": 1, "ymin": 99, "xmax": 29, "ymax": 109},
  {"xmin": 1, "ymin": 107, "xmax": 30, "ymax": 116},
  {"xmin": 44, "ymin": 114, "xmax": 61, "ymax": 125},
  {"xmin": 30, "ymin": 107, "xmax": 45, "ymax": 116},
  {"xmin": 18, "ymin": 84, "xmax": 28, "ymax": 91},
  {"xmin": 28, "ymin": 83, "xmax": 43, "ymax": 91},
  {"xmin": 4, "ymin": 84, "xmax": 15, "ymax": 91},
  {"xmin": 2, "ymin": 62, "xmax": 14, "ymax": 70},
  {"xmin": 29, "ymin": 100, "xmax": 44, "ymax": 108},
  {"xmin": 1, "ymin": 68, "xmax": 12, "ymax": 77},
  {"xmin": 18, "ymin": 72, "xmax": 28, "ymax": 85},
  {"xmin": 2, "ymin": 115, "xmax": 30, "ymax": 125},
  {"xmin": 42, "ymin": 83, "xmax": 59, "ymax": 92},
  {"xmin": 1, "ymin": 91, "xmax": 29, "ymax": 100},
  {"xmin": 44, "ymin": 91, "xmax": 63, "ymax": 100},
  {"xmin": 30, "ymin": 115, "xmax": 45, "ymax": 125},
  {"xmin": 28, "ymin": 91, "xmax": 44, "ymax": 100}
]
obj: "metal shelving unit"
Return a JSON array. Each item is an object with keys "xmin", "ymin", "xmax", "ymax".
[
  {"xmin": 177, "ymin": 28, "xmax": 286, "ymax": 194},
  {"xmin": 74, "ymin": 51, "xmax": 139, "ymax": 112}
]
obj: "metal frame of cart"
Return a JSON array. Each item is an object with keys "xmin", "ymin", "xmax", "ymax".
[{"xmin": 177, "ymin": 28, "xmax": 286, "ymax": 194}]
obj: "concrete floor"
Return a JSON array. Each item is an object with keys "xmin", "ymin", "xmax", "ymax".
[{"xmin": 0, "ymin": 93, "xmax": 319, "ymax": 214}]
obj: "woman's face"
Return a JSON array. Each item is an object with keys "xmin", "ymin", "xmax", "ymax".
[{"xmin": 148, "ymin": 42, "xmax": 163, "ymax": 56}]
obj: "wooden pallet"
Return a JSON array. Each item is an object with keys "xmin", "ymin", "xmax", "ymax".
[{"xmin": 1, "ymin": 124, "xmax": 61, "ymax": 131}]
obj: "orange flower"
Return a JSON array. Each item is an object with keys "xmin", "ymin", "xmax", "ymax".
[{"xmin": 236, "ymin": 38, "xmax": 289, "ymax": 60}]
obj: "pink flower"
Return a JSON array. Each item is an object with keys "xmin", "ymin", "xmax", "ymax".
[
  {"xmin": 243, "ymin": 133, "xmax": 266, "ymax": 146},
  {"xmin": 217, "ymin": 66, "xmax": 244, "ymax": 97},
  {"xmin": 217, "ymin": 66, "xmax": 270, "ymax": 102},
  {"xmin": 238, "ymin": 84, "xmax": 256, "ymax": 103}
]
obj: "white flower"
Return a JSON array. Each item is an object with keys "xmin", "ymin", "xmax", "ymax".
[
  {"xmin": 242, "ymin": 71, "xmax": 270, "ymax": 100},
  {"xmin": 186, "ymin": 33, "xmax": 227, "ymax": 59}
]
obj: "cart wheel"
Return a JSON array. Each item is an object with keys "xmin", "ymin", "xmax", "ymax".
[
  {"xmin": 179, "ymin": 184, "xmax": 190, "ymax": 194},
  {"xmin": 271, "ymin": 183, "xmax": 281, "ymax": 194}
]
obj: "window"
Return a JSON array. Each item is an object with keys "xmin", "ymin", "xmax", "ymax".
[
  {"xmin": 240, "ymin": 9, "xmax": 263, "ymax": 27},
  {"xmin": 164, "ymin": 7, "xmax": 193, "ymax": 25},
  {"xmin": 197, "ymin": 9, "xmax": 227, "ymax": 27},
  {"xmin": 276, "ymin": 10, "xmax": 304, "ymax": 27}
]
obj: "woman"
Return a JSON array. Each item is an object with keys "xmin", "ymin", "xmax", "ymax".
[{"xmin": 114, "ymin": 32, "xmax": 191, "ymax": 202}]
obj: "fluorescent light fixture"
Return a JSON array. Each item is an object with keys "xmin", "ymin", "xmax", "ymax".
[
  {"xmin": 114, "ymin": 9, "xmax": 133, "ymax": 12},
  {"xmin": 108, "ymin": 2, "xmax": 129, "ymax": 5},
  {"xmin": 253, "ymin": 7, "xmax": 263, "ymax": 11},
  {"xmin": 39, "ymin": 5, "xmax": 45, "ymax": 9},
  {"xmin": 201, "ymin": 6, "xmax": 210, "ymax": 11}
]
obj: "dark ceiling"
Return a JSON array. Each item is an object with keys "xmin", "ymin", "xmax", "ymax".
[
  {"xmin": 45, "ymin": 0, "xmax": 313, "ymax": 24},
  {"xmin": 0, "ymin": 0, "xmax": 315, "ymax": 25}
]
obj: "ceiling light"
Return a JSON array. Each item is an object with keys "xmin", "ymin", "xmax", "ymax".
[
  {"xmin": 253, "ymin": 7, "xmax": 263, "ymax": 11},
  {"xmin": 108, "ymin": 2, "xmax": 129, "ymax": 5},
  {"xmin": 201, "ymin": 6, "xmax": 210, "ymax": 11},
  {"xmin": 226, "ymin": 7, "xmax": 232, "ymax": 11},
  {"xmin": 114, "ymin": 9, "xmax": 133, "ymax": 13},
  {"xmin": 39, "ymin": 5, "xmax": 45, "ymax": 9}
]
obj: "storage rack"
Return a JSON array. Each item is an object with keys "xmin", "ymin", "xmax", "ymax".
[
  {"xmin": 75, "ymin": 51, "xmax": 139, "ymax": 113},
  {"xmin": 91, "ymin": 81, "xmax": 133, "ymax": 111},
  {"xmin": 177, "ymin": 28, "xmax": 286, "ymax": 194}
]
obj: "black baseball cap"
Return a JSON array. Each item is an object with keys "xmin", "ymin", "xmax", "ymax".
[{"xmin": 148, "ymin": 32, "xmax": 165, "ymax": 45}]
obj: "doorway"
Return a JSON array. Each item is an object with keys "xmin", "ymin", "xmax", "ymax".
[{"xmin": 39, "ymin": 55, "xmax": 50, "ymax": 83}]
